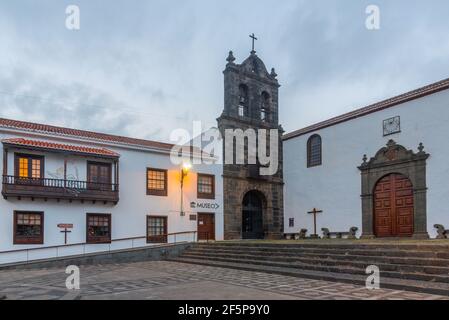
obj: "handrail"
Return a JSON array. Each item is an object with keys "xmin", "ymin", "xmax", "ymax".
[
  {"xmin": 0, "ymin": 231, "xmax": 198, "ymax": 256},
  {"xmin": 2, "ymin": 175, "xmax": 119, "ymax": 192}
]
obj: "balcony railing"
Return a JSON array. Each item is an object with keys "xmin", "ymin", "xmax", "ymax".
[{"xmin": 2, "ymin": 175, "xmax": 119, "ymax": 203}]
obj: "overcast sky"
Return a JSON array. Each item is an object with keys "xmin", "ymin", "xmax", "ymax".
[{"xmin": 1, "ymin": 0, "xmax": 449, "ymax": 142}]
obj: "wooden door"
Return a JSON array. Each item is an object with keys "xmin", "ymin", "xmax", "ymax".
[
  {"xmin": 242, "ymin": 191, "xmax": 264, "ymax": 239},
  {"xmin": 87, "ymin": 162, "xmax": 111, "ymax": 190},
  {"xmin": 198, "ymin": 213, "xmax": 215, "ymax": 241},
  {"xmin": 374, "ymin": 174, "xmax": 414, "ymax": 237}
]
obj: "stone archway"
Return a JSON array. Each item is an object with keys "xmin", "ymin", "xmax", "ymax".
[
  {"xmin": 358, "ymin": 140, "xmax": 430, "ymax": 239},
  {"xmin": 242, "ymin": 190, "xmax": 266, "ymax": 239}
]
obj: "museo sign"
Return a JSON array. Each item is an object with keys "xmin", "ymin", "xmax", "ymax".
[{"xmin": 190, "ymin": 201, "xmax": 220, "ymax": 211}]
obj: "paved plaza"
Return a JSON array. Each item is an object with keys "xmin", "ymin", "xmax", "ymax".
[{"xmin": 0, "ymin": 261, "xmax": 447, "ymax": 300}]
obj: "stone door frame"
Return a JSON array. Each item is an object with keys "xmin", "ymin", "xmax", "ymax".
[{"xmin": 358, "ymin": 140, "xmax": 430, "ymax": 239}]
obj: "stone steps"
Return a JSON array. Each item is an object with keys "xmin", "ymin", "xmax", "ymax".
[
  {"xmin": 180, "ymin": 253, "xmax": 449, "ymax": 282},
  {"xmin": 187, "ymin": 248, "xmax": 449, "ymax": 266},
  {"xmin": 194, "ymin": 243, "xmax": 449, "ymax": 256},
  {"xmin": 170, "ymin": 242, "xmax": 449, "ymax": 295},
  {"xmin": 172, "ymin": 257, "xmax": 449, "ymax": 296},
  {"xmin": 182, "ymin": 251, "xmax": 449, "ymax": 274}
]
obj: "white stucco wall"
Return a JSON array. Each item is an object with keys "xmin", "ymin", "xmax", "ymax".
[
  {"xmin": 0, "ymin": 131, "xmax": 223, "ymax": 264},
  {"xmin": 284, "ymin": 88, "xmax": 449, "ymax": 239}
]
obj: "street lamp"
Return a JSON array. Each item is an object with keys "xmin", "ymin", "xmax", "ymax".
[{"xmin": 180, "ymin": 162, "xmax": 191, "ymax": 216}]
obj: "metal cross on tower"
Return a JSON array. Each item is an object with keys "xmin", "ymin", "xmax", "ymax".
[{"xmin": 249, "ymin": 33, "xmax": 258, "ymax": 53}]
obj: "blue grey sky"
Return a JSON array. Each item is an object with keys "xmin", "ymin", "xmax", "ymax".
[{"xmin": 1, "ymin": 0, "xmax": 449, "ymax": 142}]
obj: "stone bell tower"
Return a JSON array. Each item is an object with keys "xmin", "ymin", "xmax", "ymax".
[{"xmin": 217, "ymin": 37, "xmax": 284, "ymax": 240}]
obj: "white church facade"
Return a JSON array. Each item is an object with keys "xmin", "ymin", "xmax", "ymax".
[
  {"xmin": 283, "ymin": 78, "xmax": 449, "ymax": 240},
  {"xmin": 0, "ymin": 119, "xmax": 224, "ymax": 264}
]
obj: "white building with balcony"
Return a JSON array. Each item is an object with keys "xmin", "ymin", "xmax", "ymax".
[{"xmin": 0, "ymin": 118, "xmax": 223, "ymax": 264}]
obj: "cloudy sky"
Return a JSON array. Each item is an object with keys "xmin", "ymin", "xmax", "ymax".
[{"xmin": 1, "ymin": 0, "xmax": 449, "ymax": 142}]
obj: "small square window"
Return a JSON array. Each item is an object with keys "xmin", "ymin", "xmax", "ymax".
[
  {"xmin": 197, "ymin": 174, "xmax": 215, "ymax": 199},
  {"xmin": 147, "ymin": 168, "xmax": 168, "ymax": 196},
  {"xmin": 14, "ymin": 211, "xmax": 44, "ymax": 245},
  {"xmin": 86, "ymin": 214, "xmax": 111, "ymax": 243},
  {"xmin": 147, "ymin": 216, "xmax": 167, "ymax": 243}
]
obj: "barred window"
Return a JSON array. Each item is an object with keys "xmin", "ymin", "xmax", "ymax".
[
  {"xmin": 307, "ymin": 135, "xmax": 322, "ymax": 168},
  {"xmin": 197, "ymin": 174, "xmax": 215, "ymax": 199},
  {"xmin": 147, "ymin": 168, "xmax": 168, "ymax": 196},
  {"xmin": 289, "ymin": 218, "xmax": 295, "ymax": 228},
  {"xmin": 147, "ymin": 216, "xmax": 167, "ymax": 243},
  {"xmin": 86, "ymin": 214, "xmax": 111, "ymax": 243},
  {"xmin": 14, "ymin": 211, "xmax": 44, "ymax": 244}
]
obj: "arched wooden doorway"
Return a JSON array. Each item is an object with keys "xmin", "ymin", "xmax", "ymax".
[
  {"xmin": 374, "ymin": 173, "xmax": 414, "ymax": 237},
  {"xmin": 242, "ymin": 191, "xmax": 264, "ymax": 239}
]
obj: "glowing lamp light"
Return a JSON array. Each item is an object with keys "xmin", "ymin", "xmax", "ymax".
[
  {"xmin": 182, "ymin": 162, "xmax": 192, "ymax": 174},
  {"xmin": 180, "ymin": 162, "xmax": 192, "ymax": 217}
]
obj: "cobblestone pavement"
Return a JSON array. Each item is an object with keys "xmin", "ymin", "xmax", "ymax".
[{"xmin": 0, "ymin": 261, "xmax": 447, "ymax": 300}]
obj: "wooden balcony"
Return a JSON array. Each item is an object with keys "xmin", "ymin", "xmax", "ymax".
[{"xmin": 2, "ymin": 175, "xmax": 119, "ymax": 204}]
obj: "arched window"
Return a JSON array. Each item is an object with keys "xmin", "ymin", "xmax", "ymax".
[
  {"xmin": 307, "ymin": 134, "xmax": 322, "ymax": 167},
  {"xmin": 260, "ymin": 92, "xmax": 270, "ymax": 122},
  {"xmin": 238, "ymin": 85, "xmax": 248, "ymax": 117}
]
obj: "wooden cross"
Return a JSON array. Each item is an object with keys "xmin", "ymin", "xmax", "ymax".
[
  {"xmin": 307, "ymin": 208, "xmax": 323, "ymax": 238},
  {"xmin": 60, "ymin": 228, "xmax": 72, "ymax": 245},
  {"xmin": 249, "ymin": 33, "xmax": 258, "ymax": 52}
]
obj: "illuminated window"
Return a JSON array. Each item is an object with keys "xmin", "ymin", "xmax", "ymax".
[
  {"xmin": 86, "ymin": 214, "xmax": 111, "ymax": 243},
  {"xmin": 14, "ymin": 211, "xmax": 44, "ymax": 245},
  {"xmin": 19, "ymin": 158, "xmax": 28, "ymax": 178},
  {"xmin": 197, "ymin": 174, "xmax": 215, "ymax": 199},
  {"xmin": 147, "ymin": 216, "xmax": 167, "ymax": 243},
  {"xmin": 147, "ymin": 168, "xmax": 168, "ymax": 196},
  {"xmin": 16, "ymin": 154, "xmax": 43, "ymax": 179},
  {"xmin": 31, "ymin": 159, "xmax": 41, "ymax": 178}
]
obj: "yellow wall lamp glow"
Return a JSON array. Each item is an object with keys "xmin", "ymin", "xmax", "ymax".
[{"xmin": 180, "ymin": 162, "xmax": 192, "ymax": 216}]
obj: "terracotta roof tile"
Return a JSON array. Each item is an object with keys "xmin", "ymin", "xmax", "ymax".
[
  {"xmin": 283, "ymin": 77, "xmax": 449, "ymax": 140},
  {"xmin": 2, "ymin": 138, "xmax": 120, "ymax": 157},
  {"xmin": 0, "ymin": 118, "xmax": 174, "ymax": 150}
]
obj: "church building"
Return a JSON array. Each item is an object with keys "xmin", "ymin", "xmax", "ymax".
[{"xmin": 283, "ymin": 78, "xmax": 449, "ymax": 239}]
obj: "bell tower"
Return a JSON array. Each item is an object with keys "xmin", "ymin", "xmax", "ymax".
[{"xmin": 217, "ymin": 38, "xmax": 284, "ymax": 240}]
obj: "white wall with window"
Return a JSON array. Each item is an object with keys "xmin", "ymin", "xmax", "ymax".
[
  {"xmin": 283, "ymin": 87, "xmax": 449, "ymax": 239},
  {"xmin": 0, "ymin": 123, "xmax": 224, "ymax": 264}
]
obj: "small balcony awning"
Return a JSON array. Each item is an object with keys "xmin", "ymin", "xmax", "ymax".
[{"xmin": 2, "ymin": 138, "xmax": 120, "ymax": 159}]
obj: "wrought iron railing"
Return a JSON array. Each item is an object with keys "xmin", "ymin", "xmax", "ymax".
[{"xmin": 2, "ymin": 175, "xmax": 119, "ymax": 192}]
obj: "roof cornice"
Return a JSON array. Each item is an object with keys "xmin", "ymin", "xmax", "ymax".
[{"xmin": 283, "ymin": 77, "xmax": 449, "ymax": 141}]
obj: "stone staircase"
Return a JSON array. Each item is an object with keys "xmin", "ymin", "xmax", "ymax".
[{"xmin": 170, "ymin": 241, "xmax": 449, "ymax": 296}]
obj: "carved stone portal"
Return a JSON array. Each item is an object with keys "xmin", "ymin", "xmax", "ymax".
[{"xmin": 358, "ymin": 140, "xmax": 430, "ymax": 239}]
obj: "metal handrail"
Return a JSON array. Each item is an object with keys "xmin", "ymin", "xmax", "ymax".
[
  {"xmin": 0, "ymin": 231, "xmax": 198, "ymax": 262},
  {"xmin": 2, "ymin": 175, "xmax": 119, "ymax": 192}
]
